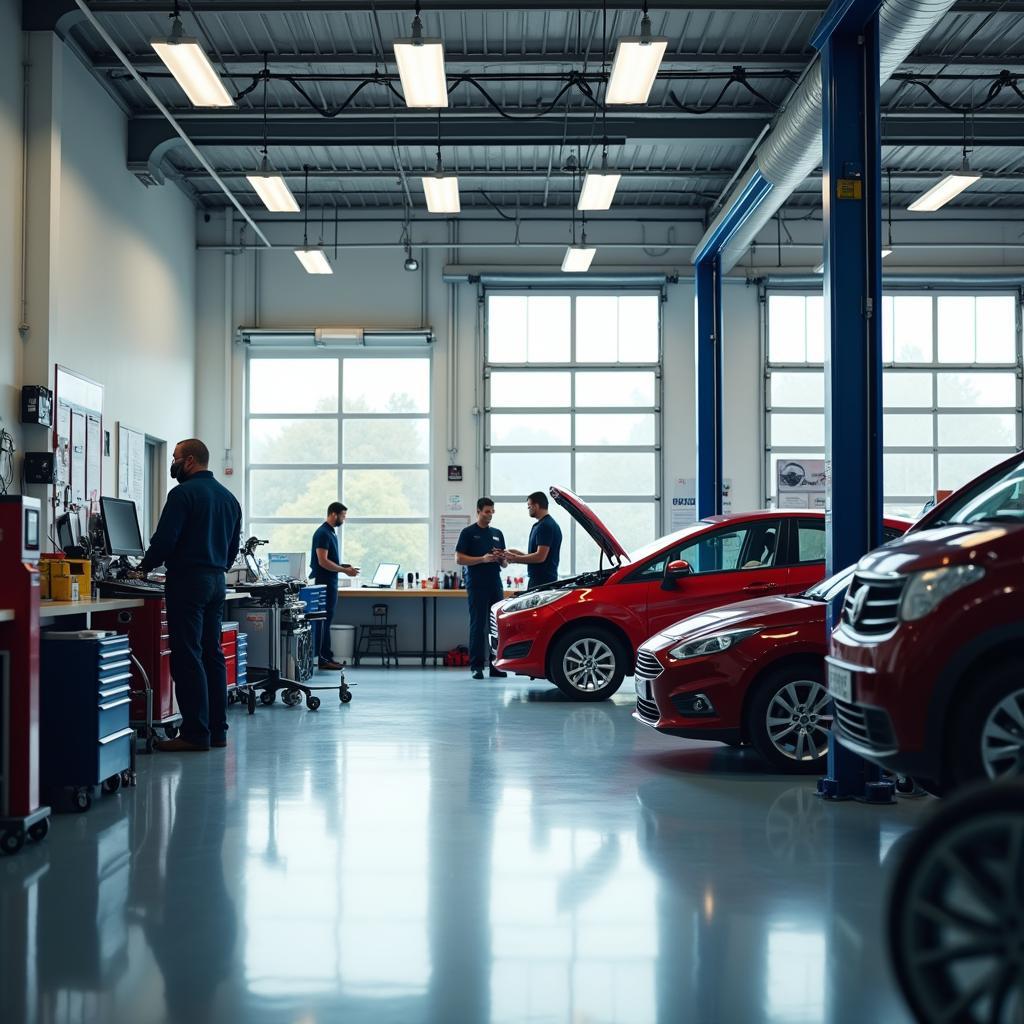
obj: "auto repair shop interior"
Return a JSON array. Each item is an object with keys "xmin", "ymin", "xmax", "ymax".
[{"xmin": 1, "ymin": 1, "xmax": 1022, "ymax": 1022}]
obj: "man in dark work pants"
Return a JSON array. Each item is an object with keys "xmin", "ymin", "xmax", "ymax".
[
  {"xmin": 310, "ymin": 501, "xmax": 359, "ymax": 670},
  {"xmin": 456, "ymin": 497, "xmax": 509, "ymax": 680},
  {"xmin": 138, "ymin": 438, "xmax": 242, "ymax": 752}
]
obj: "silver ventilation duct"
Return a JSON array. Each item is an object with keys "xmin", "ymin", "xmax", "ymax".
[{"xmin": 697, "ymin": 0, "xmax": 960, "ymax": 272}]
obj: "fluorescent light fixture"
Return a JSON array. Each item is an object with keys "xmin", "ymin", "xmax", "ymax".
[
  {"xmin": 422, "ymin": 174, "xmax": 461, "ymax": 213},
  {"xmin": 816, "ymin": 248, "xmax": 893, "ymax": 272},
  {"xmin": 579, "ymin": 172, "xmax": 622, "ymax": 211},
  {"xmin": 151, "ymin": 17, "xmax": 235, "ymax": 108},
  {"xmin": 562, "ymin": 245, "xmax": 597, "ymax": 273},
  {"xmin": 907, "ymin": 172, "xmax": 981, "ymax": 212},
  {"xmin": 606, "ymin": 14, "xmax": 668, "ymax": 105},
  {"xmin": 294, "ymin": 249, "xmax": 333, "ymax": 275},
  {"xmin": 246, "ymin": 158, "xmax": 299, "ymax": 213},
  {"xmin": 393, "ymin": 15, "xmax": 448, "ymax": 108}
]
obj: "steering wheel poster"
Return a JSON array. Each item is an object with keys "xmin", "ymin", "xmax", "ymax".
[{"xmin": 776, "ymin": 459, "xmax": 827, "ymax": 508}]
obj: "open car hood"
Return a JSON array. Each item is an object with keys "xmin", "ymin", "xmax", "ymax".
[{"xmin": 549, "ymin": 486, "xmax": 629, "ymax": 565}]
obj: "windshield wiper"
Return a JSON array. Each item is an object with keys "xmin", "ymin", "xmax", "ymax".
[{"xmin": 969, "ymin": 513, "xmax": 1024, "ymax": 524}]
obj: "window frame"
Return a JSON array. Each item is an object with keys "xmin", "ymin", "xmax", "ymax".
[
  {"xmin": 763, "ymin": 288, "xmax": 1024, "ymax": 514},
  {"xmin": 244, "ymin": 348, "xmax": 433, "ymax": 563},
  {"xmin": 483, "ymin": 289, "xmax": 664, "ymax": 576}
]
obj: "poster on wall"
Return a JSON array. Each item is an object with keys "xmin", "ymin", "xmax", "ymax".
[
  {"xmin": 117, "ymin": 424, "xmax": 146, "ymax": 531},
  {"xmin": 670, "ymin": 478, "xmax": 733, "ymax": 531},
  {"xmin": 86, "ymin": 414, "xmax": 102, "ymax": 515},
  {"xmin": 776, "ymin": 459, "xmax": 827, "ymax": 509},
  {"xmin": 440, "ymin": 514, "xmax": 470, "ymax": 571}
]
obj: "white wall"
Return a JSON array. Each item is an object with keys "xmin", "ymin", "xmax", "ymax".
[
  {"xmin": 53, "ymin": 49, "xmax": 196, "ymax": 496},
  {"xmin": 0, "ymin": 0, "xmax": 23, "ymax": 472}
]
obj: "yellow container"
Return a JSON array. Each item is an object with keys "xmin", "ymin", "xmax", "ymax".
[
  {"xmin": 50, "ymin": 575, "xmax": 79, "ymax": 602},
  {"xmin": 66, "ymin": 558, "xmax": 91, "ymax": 597}
]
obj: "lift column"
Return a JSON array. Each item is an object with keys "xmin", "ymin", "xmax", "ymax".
[
  {"xmin": 694, "ymin": 255, "xmax": 724, "ymax": 519},
  {"xmin": 811, "ymin": 0, "xmax": 892, "ymax": 802}
]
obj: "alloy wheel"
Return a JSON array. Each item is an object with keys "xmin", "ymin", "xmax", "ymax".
[
  {"xmin": 893, "ymin": 805, "xmax": 1024, "ymax": 1024},
  {"xmin": 981, "ymin": 688, "xmax": 1024, "ymax": 779},
  {"xmin": 562, "ymin": 638, "xmax": 617, "ymax": 692},
  {"xmin": 765, "ymin": 680, "xmax": 833, "ymax": 762}
]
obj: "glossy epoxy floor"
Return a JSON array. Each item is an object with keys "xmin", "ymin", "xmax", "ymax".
[{"xmin": 1, "ymin": 669, "xmax": 932, "ymax": 1024}]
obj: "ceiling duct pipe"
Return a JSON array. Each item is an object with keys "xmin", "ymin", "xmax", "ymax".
[{"xmin": 695, "ymin": 0, "xmax": 960, "ymax": 272}]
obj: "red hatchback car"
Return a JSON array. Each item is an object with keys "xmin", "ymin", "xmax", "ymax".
[
  {"xmin": 631, "ymin": 519, "xmax": 908, "ymax": 772},
  {"xmin": 491, "ymin": 487, "xmax": 843, "ymax": 701},
  {"xmin": 828, "ymin": 452, "xmax": 1024, "ymax": 794}
]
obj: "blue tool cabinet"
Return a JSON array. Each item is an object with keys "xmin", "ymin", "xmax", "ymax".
[{"xmin": 39, "ymin": 632, "xmax": 135, "ymax": 811}]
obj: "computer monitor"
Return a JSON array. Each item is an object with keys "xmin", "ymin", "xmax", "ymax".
[
  {"xmin": 371, "ymin": 562, "xmax": 400, "ymax": 588},
  {"xmin": 100, "ymin": 497, "xmax": 145, "ymax": 557}
]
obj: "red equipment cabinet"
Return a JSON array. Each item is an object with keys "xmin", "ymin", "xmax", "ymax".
[
  {"xmin": 222, "ymin": 622, "xmax": 238, "ymax": 690},
  {"xmin": 93, "ymin": 596, "xmax": 181, "ymax": 747},
  {"xmin": 0, "ymin": 495, "xmax": 51, "ymax": 854}
]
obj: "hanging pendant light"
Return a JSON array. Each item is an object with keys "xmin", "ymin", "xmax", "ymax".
[
  {"xmin": 393, "ymin": 2, "xmax": 448, "ymax": 108},
  {"xmin": 151, "ymin": 3, "xmax": 234, "ymax": 108},
  {"xmin": 908, "ymin": 120, "xmax": 982, "ymax": 212},
  {"xmin": 294, "ymin": 166, "xmax": 332, "ymax": 274},
  {"xmin": 422, "ymin": 114, "xmax": 460, "ymax": 213},
  {"xmin": 246, "ymin": 59, "xmax": 299, "ymax": 212},
  {"xmin": 606, "ymin": 4, "xmax": 667, "ymax": 106},
  {"xmin": 563, "ymin": 153, "xmax": 596, "ymax": 272}
]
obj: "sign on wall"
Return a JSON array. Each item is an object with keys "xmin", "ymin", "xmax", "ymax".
[
  {"xmin": 670, "ymin": 478, "xmax": 733, "ymax": 531},
  {"xmin": 776, "ymin": 459, "xmax": 827, "ymax": 509}
]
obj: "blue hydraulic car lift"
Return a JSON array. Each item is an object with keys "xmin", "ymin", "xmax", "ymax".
[{"xmin": 812, "ymin": 0, "xmax": 893, "ymax": 803}]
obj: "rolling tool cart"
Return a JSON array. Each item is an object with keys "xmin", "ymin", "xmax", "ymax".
[
  {"xmin": 93, "ymin": 596, "xmax": 182, "ymax": 752},
  {"xmin": 0, "ymin": 495, "xmax": 51, "ymax": 855},
  {"xmin": 38, "ymin": 631, "xmax": 136, "ymax": 812},
  {"xmin": 227, "ymin": 582, "xmax": 352, "ymax": 710}
]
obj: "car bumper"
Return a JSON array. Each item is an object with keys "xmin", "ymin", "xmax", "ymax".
[{"xmin": 491, "ymin": 604, "xmax": 557, "ymax": 678}]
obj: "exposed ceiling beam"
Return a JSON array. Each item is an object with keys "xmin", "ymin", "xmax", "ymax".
[
  {"xmin": 128, "ymin": 113, "xmax": 772, "ymax": 175},
  {"xmin": 26, "ymin": 0, "xmax": 1024, "ymax": 31},
  {"xmin": 84, "ymin": 50, "xmax": 1024, "ymax": 73}
]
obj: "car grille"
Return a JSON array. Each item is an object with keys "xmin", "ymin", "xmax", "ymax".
[
  {"xmin": 635, "ymin": 696, "xmax": 660, "ymax": 723},
  {"xmin": 833, "ymin": 696, "xmax": 897, "ymax": 753},
  {"xmin": 842, "ymin": 573, "xmax": 906, "ymax": 636},
  {"xmin": 502, "ymin": 641, "xmax": 532, "ymax": 660},
  {"xmin": 634, "ymin": 650, "xmax": 664, "ymax": 683},
  {"xmin": 489, "ymin": 610, "xmax": 498, "ymax": 654}
]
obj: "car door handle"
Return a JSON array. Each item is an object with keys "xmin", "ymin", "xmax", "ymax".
[{"xmin": 742, "ymin": 582, "xmax": 777, "ymax": 594}]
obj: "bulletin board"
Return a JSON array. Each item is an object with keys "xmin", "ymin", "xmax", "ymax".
[
  {"xmin": 117, "ymin": 424, "xmax": 146, "ymax": 530},
  {"xmin": 54, "ymin": 366, "xmax": 104, "ymax": 536}
]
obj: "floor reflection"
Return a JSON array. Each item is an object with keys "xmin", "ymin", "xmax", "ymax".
[{"xmin": 0, "ymin": 669, "xmax": 931, "ymax": 1023}]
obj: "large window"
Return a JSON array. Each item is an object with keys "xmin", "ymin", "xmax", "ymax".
[
  {"xmin": 485, "ymin": 292, "xmax": 662, "ymax": 576},
  {"xmin": 765, "ymin": 292, "xmax": 1022, "ymax": 517},
  {"xmin": 246, "ymin": 354, "xmax": 431, "ymax": 574}
]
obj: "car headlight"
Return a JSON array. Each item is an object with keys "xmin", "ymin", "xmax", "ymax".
[
  {"xmin": 501, "ymin": 589, "xmax": 569, "ymax": 615},
  {"xmin": 899, "ymin": 564, "xmax": 985, "ymax": 622},
  {"xmin": 668, "ymin": 627, "xmax": 761, "ymax": 661}
]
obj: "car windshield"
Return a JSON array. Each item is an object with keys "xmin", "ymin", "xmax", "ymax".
[
  {"xmin": 803, "ymin": 565, "xmax": 855, "ymax": 603},
  {"xmin": 933, "ymin": 460, "xmax": 1024, "ymax": 527},
  {"xmin": 623, "ymin": 520, "xmax": 715, "ymax": 567}
]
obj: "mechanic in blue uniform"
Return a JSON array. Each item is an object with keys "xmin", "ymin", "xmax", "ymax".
[
  {"xmin": 137, "ymin": 438, "xmax": 242, "ymax": 752},
  {"xmin": 310, "ymin": 501, "xmax": 359, "ymax": 670},
  {"xmin": 455, "ymin": 497, "xmax": 509, "ymax": 680},
  {"xmin": 504, "ymin": 490, "xmax": 562, "ymax": 590}
]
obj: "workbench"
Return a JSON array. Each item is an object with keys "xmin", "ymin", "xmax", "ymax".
[{"xmin": 336, "ymin": 587, "xmax": 516, "ymax": 666}]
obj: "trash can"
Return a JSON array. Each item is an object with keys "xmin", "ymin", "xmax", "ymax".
[{"xmin": 330, "ymin": 624, "xmax": 356, "ymax": 661}]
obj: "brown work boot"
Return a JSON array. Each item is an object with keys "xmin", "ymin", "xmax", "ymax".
[
  {"xmin": 318, "ymin": 659, "xmax": 344, "ymax": 671},
  {"xmin": 154, "ymin": 737, "xmax": 210, "ymax": 752}
]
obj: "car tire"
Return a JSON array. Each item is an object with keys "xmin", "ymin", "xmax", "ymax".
[
  {"xmin": 548, "ymin": 626, "xmax": 628, "ymax": 702},
  {"xmin": 747, "ymin": 664, "xmax": 832, "ymax": 773},
  {"xmin": 950, "ymin": 657, "xmax": 1024, "ymax": 787}
]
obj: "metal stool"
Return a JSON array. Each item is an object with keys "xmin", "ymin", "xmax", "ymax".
[{"xmin": 355, "ymin": 603, "xmax": 399, "ymax": 666}]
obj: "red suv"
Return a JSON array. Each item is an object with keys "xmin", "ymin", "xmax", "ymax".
[
  {"xmin": 632, "ymin": 519, "xmax": 908, "ymax": 772},
  {"xmin": 492, "ymin": 487, "xmax": 841, "ymax": 701},
  {"xmin": 828, "ymin": 452, "xmax": 1024, "ymax": 793}
]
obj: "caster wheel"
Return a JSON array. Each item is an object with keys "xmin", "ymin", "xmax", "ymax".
[
  {"xmin": 120, "ymin": 770, "xmax": 133, "ymax": 787},
  {"xmin": 340, "ymin": 688, "xmax": 353, "ymax": 704},
  {"xmin": 306, "ymin": 695, "xmax": 321, "ymax": 711},
  {"xmin": 74, "ymin": 789, "xmax": 92, "ymax": 813},
  {"xmin": 103, "ymin": 774, "xmax": 121, "ymax": 795},
  {"xmin": 247, "ymin": 690, "xmax": 256, "ymax": 714},
  {"xmin": 260, "ymin": 690, "xmax": 276, "ymax": 705},
  {"xmin": 283, "ymin": 689, "xmax": 301, "ymax": 708},
  {"xmin": 163, "ymin": 725, "xmax": 179, "ymax": 740},
  {"xmin": 28, "ymin": 819, "xmax": 50, "ymax": 843},
  {"xmin": 1, "ymin": 830, "xmax": 25, "ymax": 855}
]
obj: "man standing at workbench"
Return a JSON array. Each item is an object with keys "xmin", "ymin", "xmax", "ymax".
[{"xmin": 137, "ymin": 438, "xmax": 242, "ymax": 752}]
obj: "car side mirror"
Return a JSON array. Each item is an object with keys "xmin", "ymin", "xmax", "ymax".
[{"xmin": 661, "ymin": 559, "xmax": 692, "ymax": 590}]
